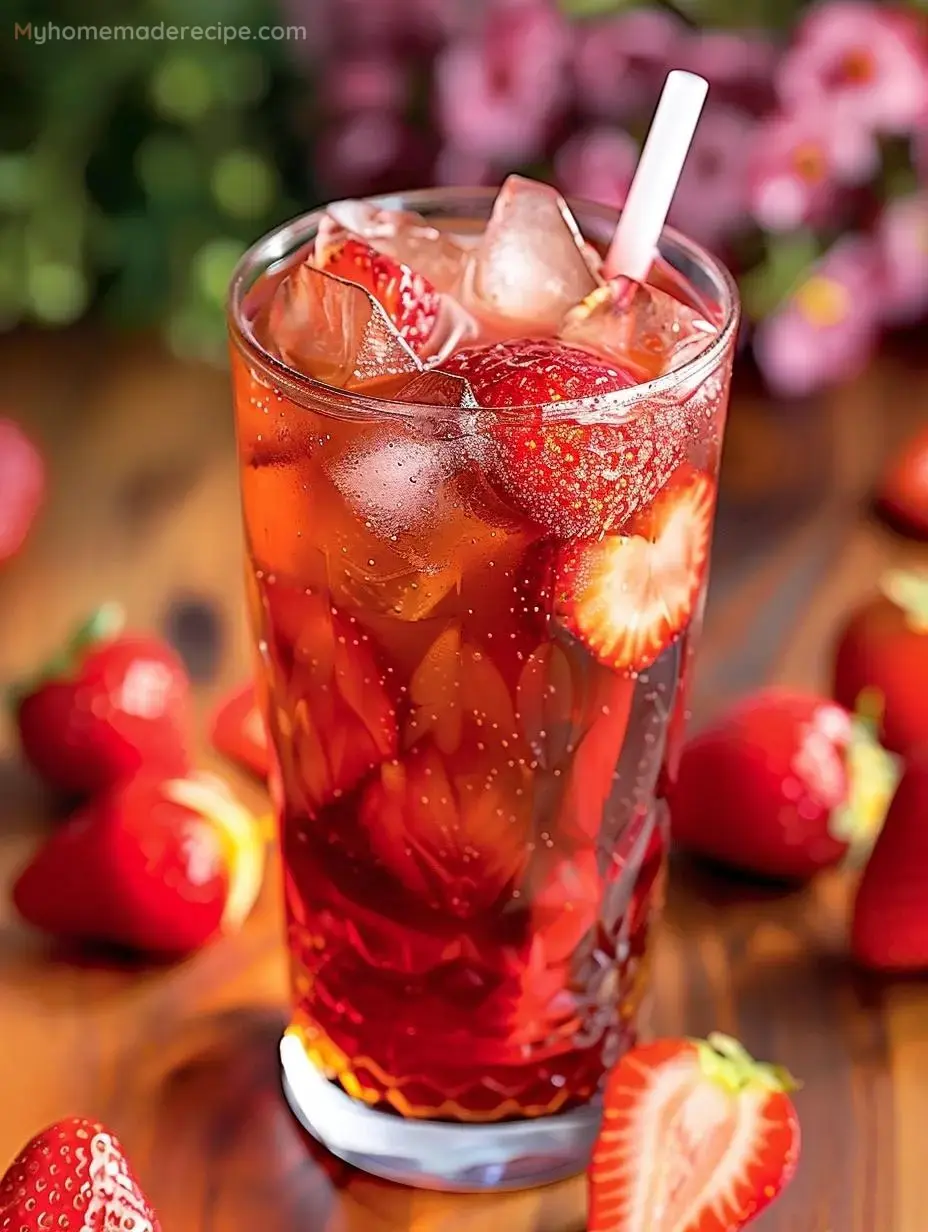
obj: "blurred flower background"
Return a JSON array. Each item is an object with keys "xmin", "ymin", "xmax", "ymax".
[{"xmin": 3, "ymin": 0, "xmax": 928, "ymax": 396}]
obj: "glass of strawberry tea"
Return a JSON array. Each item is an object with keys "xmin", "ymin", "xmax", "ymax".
[{"xmin": 227, "ymin": 169, "xmax": 738, "ymax": 1190}]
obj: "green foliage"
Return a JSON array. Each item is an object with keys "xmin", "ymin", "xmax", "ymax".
[
  {"xmin": 740, "ymin": 233, "xmax": 822, "ymax": 320},
  {"xmin": 2, "ymin": 0, "xmax": 310, "ymax": 360}
]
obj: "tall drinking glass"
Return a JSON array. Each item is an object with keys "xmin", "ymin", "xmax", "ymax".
[{"xmin": 227, "ymin": 189, "xmax": 739, "ymax": 1192}]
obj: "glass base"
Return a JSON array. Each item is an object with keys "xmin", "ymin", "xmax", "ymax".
[{"xmin": 279, "ymin": 1033, "xmax": 601, "ymax": 1192}]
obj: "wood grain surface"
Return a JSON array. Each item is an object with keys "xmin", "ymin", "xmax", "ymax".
[{"xmin": 1, "ymin": 326, "xmax": 927, "ymax": 1232}]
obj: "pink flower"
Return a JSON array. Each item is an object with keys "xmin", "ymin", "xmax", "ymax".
[
  {"xmin": 553, "ymin": 127, "xmax": 638, "ymax": 211},
  {"xmin": 573, "ymin": 8, "xmax": 684, "ymax": 121},
  {"xmin": 667, "ymin": 105, "xmax": 756, "ymax": 249},
  {"xmin": 434, "ymin": 1, "xmax": 572, "ymax": 164},
  {"xmin": 678, "ymin": 30, "xmax": 778, "ymax": 113},
  {"xmin": 285, "ymin": 0, "xmax": 472, "ymax": 56},
  {"xmin": 748, "ymin": 110, "xmax": 879, "ymax": 232},
  {"xmin": 777, "ymin": 2, "xmax": 928, "ymax": 136},
  {"xmin": 315, "ymin": 113, "xmax": 433, "ymax": 196},
  {"xmin": 875, "ymin": 193, "xmax": 928, "ymax": 325},
  {"xmin": 754, "ymin": 236, "xmax": 881, "ymax": 398},
  {"xmin": 434, "ymin": 144, "xmax": 496, "ymax": 187},
  {"xmin": 320, "ymin": 55, "xmax": 409, "ymax": 115},
  {"xmin": 285, "ymin": 0, "xmax": 408, "ymax": 53}
]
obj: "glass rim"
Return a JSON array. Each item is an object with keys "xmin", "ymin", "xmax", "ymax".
[{"xmin": 227, "ymin": 186, "xmax": 741, "ymax": 421}]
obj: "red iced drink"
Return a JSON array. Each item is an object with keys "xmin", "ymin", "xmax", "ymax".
[{"xmin": 228, "ymin": 178, "xmax": 737, "ymax": 1167}]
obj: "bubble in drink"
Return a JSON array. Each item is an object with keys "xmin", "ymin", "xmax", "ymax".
[
  {"xmin": 467, "ymin": 175, "xmax": 600, "ymax": 330},
  {"xmin": 267, "ymin": 260, "xmax": 421, "ymax": 390},
  {"xmin": 560, "ymin": 276, "xmax": 718, "ymax": 382},
  {"xmin": 406, "ymin": 624, "xmax": 518, "ymax": 755}
]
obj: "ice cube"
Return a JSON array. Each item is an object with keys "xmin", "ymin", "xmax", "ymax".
[
  {"xmin": 418, "ymin": 293, "xmax": 479, "ymax": 367},
  {"xmin": 394, "ymin": 369, "xmax": 478, "ymax": 408},
  {"xmin": 312, "ymin": 459, "xmax": 459, "ymax": 625},
  {"xmin": 467, "ymin": 175, "xmax": 600, "ymax": 330},
  {"xmin": 323, "ymin": 199, "xmax": 469, "ymax": 293},
  {"xmin": 329, "ymin": 431, "xmax": 457, "ymax": 541},
  {"xmin": 560, "ymin": 276, "xmax": 718, "ymax": 382},
  {"xmin": 649, "ymin": 255, "xmax": 722, "ymax": 328},
  {"xmin": 267, "ymin": 260, "xmax": 421, "ymax": 390}
]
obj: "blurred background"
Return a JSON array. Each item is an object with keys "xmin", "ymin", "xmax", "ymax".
[{"xmin": 2, "ymin": 0, "xmax": 927, "ymax": 395}]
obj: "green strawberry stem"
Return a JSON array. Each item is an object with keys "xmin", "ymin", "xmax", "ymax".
[
  {"xmin": 880, "ymin": 569, "xmax": 928, "ymax": 634},
  {"xmin": 852, "ymin": 687, "xmax": 885, "ymax": 733},
  {"xmin": 693, "ymin": 1034, "xmax": 799, "ymax": 1095},
  {"xmin": 829, "ymin": 705, "xmax": 901, "ymax": 860},
  {"xmin": 6, "ymin": 602, "xmax": 126, "ymax": 709}
]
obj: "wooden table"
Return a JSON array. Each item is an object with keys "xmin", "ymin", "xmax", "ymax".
[{"xmin": 1, "ymin": 326, "xmax": 927, "ymax": 1232}]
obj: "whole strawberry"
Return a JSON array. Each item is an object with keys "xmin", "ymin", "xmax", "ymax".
[
  {"xmin": 876, "ymin": 423, "xmax": 928, "ymax": 539},
  {"xmin": 0, "ymin": 1116, "xmax": 159, "ymax": 1231},
  {"xmin": 13, "ymin": 772, "xmax": 266, "ymax": 955},
  {"xmin": 0, "ymin": 416, "xmax": 45, "ymax": 566},
  {"xmin": 669, "ymin": 689, "xmax": 899, "ymax": 881},
  {"xmin": 209, "ymin": 681, "xmax": 269, "ymax": 780},
  {"xmin": 13, "ymin": 603, "xmax": 192, "ymax": 797},
  {"xmin": 443, "ymin": 339, "xmax": 651, "ymax": 539},
  {"xmin": 833, "ymin": 569, "xmax": 928, "ymax": 756},
  {"xmin": 852, "ymin": 752, "xmax": 928, "ymax": 972}
]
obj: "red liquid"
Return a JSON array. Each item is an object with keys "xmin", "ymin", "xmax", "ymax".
[{"xmin": 232, "ymin": 224, "xmax": 731, "ymax": 1122}]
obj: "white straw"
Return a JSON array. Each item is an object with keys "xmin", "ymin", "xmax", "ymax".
[{"xmin": 604, "ymin": 70, "xmax": 709, "ymax": 282}]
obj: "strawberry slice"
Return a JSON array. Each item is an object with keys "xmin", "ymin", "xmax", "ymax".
[
  {"xmin": 555, "ymin": 465, "xmax": 715, "ymax": 674},
  {"xmin": 444, "ymin": 339, "xmax": 661, "ymax": 539},
  {"xmin": 209, "ymin": 682, "xmax": 269, "ymax": 780},
  {"xmin": 588, "ymin": 1034, "xmax": 800, "ymax": 1232},
  {"xmin": 316, "ymin": 236, "xmax": 440, "ymax": 351}
]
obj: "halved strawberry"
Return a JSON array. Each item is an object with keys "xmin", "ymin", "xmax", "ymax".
[
  {"xmin": 555, "ymin": 465, "xmax": 715, "ymax": 674},
  {"xmin": 316, "ymin": 236, "xmax": 440, "ymax": 351},
  {"xmin": 444, "ymin": 339, "xmax": 668, "ymax": 539},
  {"xmin": 588, "ymin": 1034, "xmax": 800, "ymax": 1232}
]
